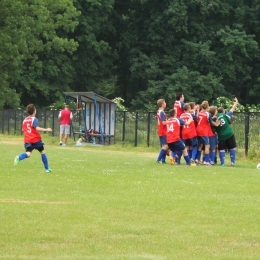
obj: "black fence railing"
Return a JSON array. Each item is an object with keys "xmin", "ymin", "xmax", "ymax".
[{"xmin": 0, "ymin": 109, "xmax": 258, "ymax": 154}]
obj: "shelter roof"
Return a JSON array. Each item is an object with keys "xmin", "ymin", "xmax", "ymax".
[{"xmin": 63, "ymin": 92, "xmax": 116, "ymax": 104}]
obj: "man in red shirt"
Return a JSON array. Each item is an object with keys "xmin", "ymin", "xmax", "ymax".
[
  {"xmin": 14, "ymin": 104, "xmax": 53, "ymax": 172},
  {"xmin": 166, "ymin": 109, "xmax": 194, "ymax": 166},
  {"xmin": 59, "ymin": 105, "xmax": 73, "ymax": 147}
]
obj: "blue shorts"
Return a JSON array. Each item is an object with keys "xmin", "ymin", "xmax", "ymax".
[
  {"xmin": 209, "ymin": 135, "xmax": 218, "ymax": 150},
  {"xmin": 24, "ymin": 140, "xmax": 44, "ymax": 152},
  {"xmin": 159, "ymin": 135, "xmax": 167, "ymax": 146},
  {"xmin": 168, "ymin": 140, "xmax": 186, "ymax": 151},
  {"xmin": 183, "ymin": 137, "xmax": 198, "ymax": 147},
  {"xmin": 197, "ymin": 136, "xmax": 209, "ymax": 145}
]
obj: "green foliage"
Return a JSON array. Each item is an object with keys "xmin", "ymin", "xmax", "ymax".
[
  {"xmin": 3, "ymin": 0, "xmax": 260, "ymax": 111},
  {"xmin": 112, "ymin": 97, "xmax": 126, "ymax": 111},
  {"xmin": 0, "ymin": 0, "xmax": 80, "ymax": 108}
]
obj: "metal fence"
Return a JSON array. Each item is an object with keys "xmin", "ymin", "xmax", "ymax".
[{"xmin": 0, "ymin": 109, "xmax": 258, "ymax": 154}]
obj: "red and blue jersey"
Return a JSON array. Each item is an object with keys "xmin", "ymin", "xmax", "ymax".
[
  {"xmin": 22, "ymin": 116, "xmax": 41, "ymax": 143},
  {"xmin": 166, "ymin": 117, "xmax": 186, "ymax": 143},
  {"xmin": 157, "ymin": 110, "xmax": 167, "ymax": 137},
  {"xmin": 180, "ymin": 112, "xmax": 197, "ymax": 139},
  {"xmin": 196, "ymin": 111, "xmax": 211, "ymax": 136},
  {"xmin": 174, "ymin": 101, "xmax": 185, "ymax": 118}
]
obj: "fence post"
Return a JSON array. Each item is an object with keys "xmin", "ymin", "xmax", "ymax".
[
  {"xmin": 122, "ymin": 111, "xmax": 126, "ymax": 143},
  {"xmin": 52, "ymin": 110, "xmax": 55, "ymax": 137},
  {"xmin": 20, "ymin": 110, "xmax": 23, "ymax": 135},
  {"xmin": 7, "ymin": 109, "xmax": 10, "ymax": 135},
  {"xmin": 2, "ymin": 110, "xmax": 4, "ymax": 134},
  {"xmin": 245, "ymin": 112, "xmax": 250, "ymax": 156},
  {"xmin": 147, "ymin": 112, "xmax": 151, "ymax": 147},
  {"xmin": 134, "ymin": 112, "xmax": 138, "ymax": 147}
]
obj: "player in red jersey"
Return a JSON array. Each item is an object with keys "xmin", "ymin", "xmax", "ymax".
[
  {"xmin": 166, "ymin": 109, "xmax": 195, "ymax": 166},
  {"xmin": 14, "ymin": 104, "xmax": 53, "ymax": 172},
  {"xmin": 156, "ymin": 99, "xmax": 168, "ymax": 163},
  {"xmin": 196, "ymin": 101, "xmax": 219, "ymax": 165},
  {"xmin": 180, "ymin": 103, "xmax": 199, "ymax": 165},
  {"xmin": 173, "ymin": 92, "xmax": 185, "ymax": 164}
]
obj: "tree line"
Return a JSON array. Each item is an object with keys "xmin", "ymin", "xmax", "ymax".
[{"xmin": 1, "ymin": 0, "xmax": 260, "ymax": 110}]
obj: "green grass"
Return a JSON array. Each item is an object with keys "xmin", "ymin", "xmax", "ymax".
[{"xmin": 0, "ymin": 135, "xmax": 260, "ymax": 259}]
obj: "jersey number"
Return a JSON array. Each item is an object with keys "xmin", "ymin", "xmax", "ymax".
[
  {"xmin": 167, "ymin": 123, "xmax": 174, "ymax": 132},
  {"xmin": 26, "ymin": 123, "xmax": 32, "ymax": 133}
]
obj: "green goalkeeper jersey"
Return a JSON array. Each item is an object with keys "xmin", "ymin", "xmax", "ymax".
[{"xmin": 215, "ymin": 113, "xmax": 234, "ymax": 140}]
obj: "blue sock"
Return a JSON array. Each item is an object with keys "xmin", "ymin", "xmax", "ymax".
[
  {"xmin": 19, "ymin": 153, "xmax": 28, "ymax": 161},
  {"xmin": 219, "ymin": 150, "xmax": 225, "ymax": 165},
  {"xmin": 177, "ymin": 151, "xmax": 182, "ymax": 164},
  {"xmin": 188, "ymin": 149, "xmax": 192, "ymax": 158},
  {"xmin": 162, "ymin": 150, "xmax": 166, "ymax": 163},
  {"xmin": 192, "ymin": 146, "xmax": 198, "ymax": 160},
  {"xmin": 204, "ymin": 154, "xmax": 209, "ymax": 163},
  {"xmin": 171, "ymin": 151, "xmax": 176, "ymax": 158},
  {"xmin": 196, "ymin": 151, "xmax": 202, "ymax": 161},
  {"xmin": 230, "ymin": 149, "xmax": 236, "ymax": 164},
  {"xmin": 41, "ymin": 154, "xmax": 49, "ymax": 169},
  {"xmin": 157, "ymin": 149, "xmax": 163, "ymax": 162},
  {"xmin": 184, "ymin": 155, "xmax": 190, "ymax": 165},
  {"xmin": 211, "ymin": 151, "xmax": 216, "ymax": 163}
]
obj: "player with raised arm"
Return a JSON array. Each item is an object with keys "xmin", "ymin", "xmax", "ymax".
[
  {"xmin": 156, "ymin": 99, "xmax": 168, "ymax": 163},
  {"xmin": 166, "ymin": 109, "xmax": 194, "ymax": 166},
  {"xmin": 215, "ymin": 97, "xmax": 239, "ymax": 166},
  {"xmin": 14, "ymin": 104, "xmax": 53, "ymax": 172}
]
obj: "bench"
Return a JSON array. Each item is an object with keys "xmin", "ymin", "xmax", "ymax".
[{"xmin": 73, "ymin": 132, "xmax": 114, "ymax": 145}]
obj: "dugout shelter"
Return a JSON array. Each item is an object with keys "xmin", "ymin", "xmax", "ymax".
[{"xmin": 63, "ymin": 92, "xmax": 117, "ymax": 145}]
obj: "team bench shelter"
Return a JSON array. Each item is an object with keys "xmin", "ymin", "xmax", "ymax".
[{"xmin": 64, "ymin": 92, "xmax": 117, "ymax": 145}]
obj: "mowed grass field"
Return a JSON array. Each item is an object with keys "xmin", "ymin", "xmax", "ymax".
[{"xmin": 0, "ymin": 134, "xmax": 260, "ymax": 260}]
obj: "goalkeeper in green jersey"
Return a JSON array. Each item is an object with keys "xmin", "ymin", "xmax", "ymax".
[{"xmin": 215, "ymin": 97, "xmax": 238, "ymax": 166}]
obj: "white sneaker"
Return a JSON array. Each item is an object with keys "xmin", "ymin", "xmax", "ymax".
[{"xmin": 14, "ymin": 156, "xmax": 19, "ymax": 166}]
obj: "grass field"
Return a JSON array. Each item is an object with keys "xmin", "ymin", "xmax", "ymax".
[{"xmin": 0, "ymin": 134, "xmax": 260, "ymax": 260}]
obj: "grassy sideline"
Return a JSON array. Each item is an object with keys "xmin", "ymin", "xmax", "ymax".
[{"xmin": 0, "ymin": 134, "xmax": 260, "ymax": 259}]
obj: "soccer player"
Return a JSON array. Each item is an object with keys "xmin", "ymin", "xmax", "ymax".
[
  {"xmin": 180, "ymin": 103, "xmax": 199, "ymax": 166},
  {"xmin": 14, "ymin": 104, "xmax": 53, "ymax": 173},
  {"xmin": 173, "ymin": 92, "xmax": 185, "ymax": 164},
  {"xmin": 166, "ymin": 109, "xmax": 195, "ymax": 166},
  {"xmin": 208, "ymin": 106, "xmax": 219, "ymax": 165},
  {"xmin": 215, "ymin": 97, "xmax": 239, "ymax": 166},
  {"xmin": 59, "ymin": 104, "xmax": 73, "ymax": 146},
  {"xmin": 196, "ymin": 101, "xmax": 219, "ymax": 165},
  {"xmin": 156, "ymin": 99, "xmax": 168, "ymax": 163}
]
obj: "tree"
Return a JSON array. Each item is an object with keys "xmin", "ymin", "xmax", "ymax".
[{"xmin": 0, "ymin": 0, "xmax": 80, "ymax": 108}]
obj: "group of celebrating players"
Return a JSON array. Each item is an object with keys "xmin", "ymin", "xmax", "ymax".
[{"xmin": 156, "ymin": 92, "xmax": 238, "ymax": 166}]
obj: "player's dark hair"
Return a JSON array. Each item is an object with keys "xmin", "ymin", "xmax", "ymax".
[
  {"xmin": 218, "ymin": 107, "xmax": 225, "ymax": 113},
  {"xmin": 175, "ymin": 92, "xmax": 183, "ymax": 101},
  {"xmin": 26, "ymin": 104, "xmax": 36, "ymax": 115},
  {"xmin": 157, "ymin": 99, "xmax": 165, "ymax": 108},
  {"xmin": 169, "ymin": 109, "xmax": 176, "ymax": 117},
  {"xmin": 183, "ymin": 103, "xmax": 191, "ymax": 111}
]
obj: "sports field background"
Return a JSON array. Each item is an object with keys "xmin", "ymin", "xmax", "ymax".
[{"xmin": 0, "ymin": 135, "xmax": 259, "ymax": 259}]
